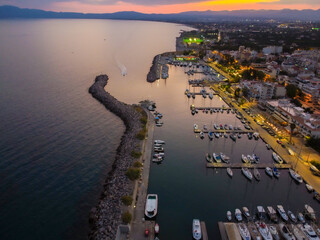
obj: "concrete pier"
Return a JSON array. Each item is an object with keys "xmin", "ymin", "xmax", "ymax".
[{"xmin": 201, "ymin": 221, "xmax": 208, "ymax": 240}]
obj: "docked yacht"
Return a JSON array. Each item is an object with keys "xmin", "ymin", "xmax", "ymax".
[
  {"xmin": 291, "ymin": 224, "xmax": 305, "ymax": 240},
  {"xmin": 265, "ymin": 167, "xmax": 273, "ymax": 177},
  {"xmin": 235, "ymin": 209, "xmax": 243, "ymax": 221},
  {"xmin": 253, "ymin": 132, "xmax": 260, "ymax": 140},
  {"xmin": 279, "ymin": 223, "xmax": 296, "ymax": 240},
  {"xmin": 208, "ymin": 131, "xmax": 214, "ymax": 140},
  {"xmin": 214, "ymin": 132, "xmax": 220, "ymax": 138},
  {"xmin": 154, "ymin": 223, "xmax": 159, "ymax": 234},
  {"xmin": 300, "ymin": 223, "xmax": 320, "ymax": 240},
  {"xmin": 230, "ymin": 134, "xmax": 237, "ymax": 141},
  {"xmin": 227, "ymin": 211, "xmax": 232, "ymax": 221},
  {"xmin": 272, "ymin": 152, "xmax": 284, "ymax": 164},
  {"xmin": 266, "ymin": 206, "xmax": 278, "ymax": 223},
  {"xmin": 220, "ymin": 152, "xmax": 230, "ymax": 163},
  {"xmin": 227, "ymin": 168, "xmax": 233, "ymax": 177},
  {"xmin": 200, "ymin": 131, "xmax": 204, "ymax": 139},
  {"xmin": 247, "ymin": 155, "xmax": 254, "ymax": 163},
  {"xmin": 145, "ymin": 194, "xmax": 158, "ymax": 218},
  {"xmin": 256, "ymin": 222, "xmax": 272, "ymax": 240},
  {"xmin": 152, "ymin": 156, "xmax": 163, "ymax": 163},
  {"xmin": 242, "ymin": 207, "xmax": 251, "ymax": 220},
  {"xmin": 253, "ymin": 168, "xmax": 261, "ymax": 181},
  {"xmin": 252, "ymin": 154, "xmax": 260, "ymax": 163},
  {"xmin": 269, "ymin": 225, "xmax": 280, "ymax": 240},
  {"xmin": 289, "ymin": 169, "xmax": 303, "ymax": 183},
  {"xmin": 242, "ymin": 154, "xmax": 249, "ymax": 163},
  {"xmin": 304, "ymin": 204, "xmax": 316, "ymax": 221},
  {"xmin": 154, "ymin": 147, "xmax": 164, "ymax": 152},
  {"xmin": 206, "ymin": 153, "xmax": 213, "ymax": 163},
  {"xmin": 306, "ymin": 184, "xmax": 314, "ymax": 192},
  {"xmin": 209, "ymin": 93, "xmax": 213, "ymax": 99},
  {"xmin": 154, "ymin": 140, "xmax": 165, "ymax": 144},
  {"xmin": 247, "ymin": 222, "xmax": 262, "ymax": 240},
  {"xmin": 297, "ymin": 213, "xmax": 306, "ymax": 223},
  {"xmin": 213, "ymin": 153, "xmax": 222, "ymax": 163},
  {"xmin": 277, "ymin": 205, "xmax": 289, "ymax": 222},
  {"xmin": 192, "ymin": 219, "xmax": 202, "ymax": 240},
  {"xmin": 193, "ymin": 124, "xmax": 199, "ymax": 130},
  {"xmin": 288, "ymin": 210, "xmax": 297, "ymax": 223},
  {"xmin": 238, "ymin": 223, "xmax": 251, "ymax": 240},
  {"xmin": 273, "ymin": 167, "xmax": 280, "ymax": 178},
  {"xmin": 266, "ymin": 144, "xmax": 271, "ymax": 150},
  {"xmin": 257, "ymin": 206, "xmax": 266, "ymax": 220},
  {"xmin": 242, "ymin": 168, "xmax": 253, "ymax": 181}
]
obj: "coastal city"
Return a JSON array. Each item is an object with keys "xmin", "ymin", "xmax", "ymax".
[{"xmin": 1, "ymin": 2, "xmax": 320, "ymax": 240}]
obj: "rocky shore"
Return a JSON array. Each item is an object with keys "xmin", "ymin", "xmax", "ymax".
[
  {"xmin": 88, "ymin": 74, "xmax": 146, "ymax": 240},
  {"xmin": 147, "ymin": 54, "xmax": 161, "ymax": 82}
]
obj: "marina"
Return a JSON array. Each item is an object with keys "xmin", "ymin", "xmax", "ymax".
[{"xmin": 206, "ymin": 163, "xmax": 291, "ymax": 169}]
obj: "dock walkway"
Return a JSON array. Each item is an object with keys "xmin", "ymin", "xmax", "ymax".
[
  {"xmin": 206, "ymin": 162, "xmax": 291, "ymax": 169},
  {"xmin": 200, "ymin": 221, "xmax": 208, "ymax": 240}
]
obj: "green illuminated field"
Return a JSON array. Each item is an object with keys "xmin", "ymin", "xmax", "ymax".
[{"xmin": 183, "ymin": 37, "xmax": 203, "ymax": 44}]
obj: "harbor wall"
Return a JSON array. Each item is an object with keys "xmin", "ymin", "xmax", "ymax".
[{"xmin": 88, "ymin": 74, "xmax": 146, "ymax": 240}]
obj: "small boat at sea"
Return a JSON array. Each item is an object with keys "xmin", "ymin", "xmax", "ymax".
[
  {"xmin": 265, "ymin": 167, "xmax": 273, "ymax": 177},
  {"xmin": 288, "ymin": 210, "xmax": 297, "ymax": 223},
  {"xmin": 257, "ymin": 206, "xmax": 266, "ymax": 220},
  {"xmin": 297, "ymin": 212, "xmax": 306, "ymax": 223},
  {"xmin": 227, "ymin": 168, "xmax": 233, "ymax": 177},
  {"xmin": 300, "ymin": 223, "xmax": 320, "ymax": 240},
  {"xmin": 242, "ymin": 207, "xmax": 251, "ymax": 220},
  {"xmin": 242, "ymin": 154, "xmax": 249, "ymax": 163},
  {"xmin": 213, "ymin": 153, "xmax": 222, "ymax": 163},
  {"xmin": 235, "ymin": 209, "xmax": 242, "ymax": 221},
  {"xmin": 256, "ymin": 221, "xmax": 272, "ymax": 240},
  {"xmin": 305, "ymin": 204, "xmax": 317, "ymax": 221},
  {"xmin": 289, "ymin": 169, "xmax": 303, "ymax": 183},
  {"xmin": 253, "ymin": 168, "xmax": 261, "ymax": 181},
  {"xmin": 154, "ymin": 140, "xmax": 165, "ymax": 144},
  {"xmin": 145, "ymin": 194, "xmax": 158, "ymax": 218},
  {"xmin": 269, "ymin": 225, "xmax": 280, "ymax": 240},
  {"xmin": 220, "ymin": 152, "xmax": 230, "ymax": 163},
  {"xmin": 206, "ymin": 153, "xmax": 213, "ymax": 163},
  {"xmin": 242, "ymin": 167, "xmax": 253, "ymax": 181},
  {"xmin": 192, "ymin": 219, "xmax": 202, "ymax": 240},
  {"xmin": 277, "ymin": 205, "xmax": 289, "ymax": 222},
  {"xmin": 272, "ymin": 152, "xmax": 284, "ymax": 164},
  {"xmin": 273, "ymin": 167, "xmax": 280, "ymax": 178},
  {"xmin": 267, "ymin": 206, "xmax": 278, "ymax": 223},
  {"xmin": 227, "ymin": 211, "xmax": 232, "ymax": 221},
  {"xmin": 279, "ymin": 223, "xmax": 295, "ymax": 240},
  {"xmin": 247, "ymin": 222, "xmax": 261, "ymax": 240},
  {"xmin": 155, "ymin": 223, "xmax": 159, "ymax": 234},
  {"xmin": 238, "ymin": 223, "xmax": 251, "ymax": 240},
  {"xmin": 306, "ymin": 184, "xmax": 314, "ymax": 192}
]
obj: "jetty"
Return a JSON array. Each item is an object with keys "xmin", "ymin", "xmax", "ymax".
[
  {"xmin": 201, "ymin": 221, "xmax": 209, "ymax": 240},
  {"xmin": 206, "ymin": 162, "xmax": 291, "ymax": 169},
  {"xmin": 192, "ymin": 106, "xmax": 232, "ymax": 111}
]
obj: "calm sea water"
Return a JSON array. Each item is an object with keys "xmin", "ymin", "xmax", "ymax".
[{"xmin": 0, "ymin": 19, "xmax": 192, "ymax": 240}]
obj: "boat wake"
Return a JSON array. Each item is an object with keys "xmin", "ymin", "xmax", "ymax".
[{"xmin": 115, "ymin": 56, "xmax": 127, "ymax": 76}]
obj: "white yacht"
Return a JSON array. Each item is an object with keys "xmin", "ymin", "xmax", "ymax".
[
  {"xmin": 265, "ymin": 167, "xmax": 273, "ymax": 177},
  {"xmin": 192, "ymin": 219, "xmax": 202, "ymax": 240},
  {"xmin": 227, "ymin": 168, "xmax": 233, "ymax": 177},
  {"xmin": 235, "ymin": 208, "xmax": 243, "ymax": 221},
  {"xmin": 304, "ymin": 204, "xmax": 316, "ymax": 221},
  {"xmin": 242, "ymin": 207, "xmax": 251, "ymax": 219},
  {"xmin": 154, "ymin": 140, "xmax": 165, "ymax": 144},
  {"xmin": 253, "ymin": 168, "xmax": 261, "ymax": 181},
  {"xmin": 288, "ymin": 210, "xmax": 297, "ymax": 223},
  {"xmin": 269, "ymin": 225, "xmax": 280, "ymax": 240},
  {"xmin": 289, "ymin": 169, "xmax": 303, "ymax": 183},
  {"xmin": 220, "ymin": 152, "xmax": 230, "ymax": 163},
  {"xmin": 279, "ymin": 223, "xmax": 296, "ymax": 240},
  {"xmin": 248, "ymin": 222, "xmax": 262, "ymax": 240},
  {"xmin": 277, "ymin": 205, "xmax": 289, "ymax": 222},
  {"xmin": 145, "ymin": 194, "xmax": 158, "ymax": 218},
  {"xmin": 257, "ymin": 206, "xmax": 266, "ymax": 220},
  {"xmin": 297, "ymin": 213, "xmax": 306, "ymax": 223},
  {"xmin": 272, "ymin": 152, "xmax": 284, "ymax": 164},
  {"xmin": 213, "ymin": 153, "xmax": 222, "ymax": 163},
  {"xmin": 242, "ymin": 168, "xmax": 253, "ymax": 181},
  {"xmin": 256, "ymin": 222, "xmax": 273, "ymax": 240},
  {"xmin": 238, "ymin": 223, "xmax": 251, "ymax": 240},
  {"xmin": 300, "ymin": 223, "xmax": 320, "ymax": 240},
  {"xmin": 266, "ymin": 206, "xmax": 278, "ymax": 223},
  {"xmin": 242, "ymin": 154, "xmax": 249, "ymax": 163},
  {"xmin": 227, "ymin": 211, "xmax": 232, "ymax": 221},
  {"xmin": 291, "ymin": 224, "xmax": 305, "ymax": 240}
]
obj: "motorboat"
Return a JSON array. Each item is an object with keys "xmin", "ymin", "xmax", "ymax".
[
  {"xmin": 300, "ymin": 223, "xmax": 320, "ymax": 240},
  {"xmin": 187, "ymin": 92, "xmax": 191, "ymax": 98},
  {"xmin": 252, "ymin": 154, "xmax": 260, "ymax": 163},
  {"xmin": 269, "ymin": 225, "xmax": 280, "ymax": 240},
  {"xmin": 192, "ymin": 93, "xmax": 195, "ymax": 99},
  {"xmin": 267, "ymin": 206, "xmax": 278, "ymax": 223},
  {"xmin": 154, "ymin": 143, "xmax": 163, "ymax": 148},
  {"xmin": 279, "ymin": 223, "xmax": 295, "ymax": 240},
  {"xmin": 208, "ymin": 131, "xmax": 214, "ymax": 140},
  {"xmin": 209, "ymin": 93, "xmax": 213, "ymax": 99},
  {"xmin": 242, "ymin": 168, "xmax": 253, "ymax": 181},
  {"xmin": 289, "ymin": 169, "xmax": 303, "ymax": 184},
  {"xmin": 256, "ymin": 221, "xmax": 272, "ymax": 240},
  {"xmin": 311, "ymin": 223, "xmax": 320, "ymax": 237},
  {"xmin": 247, "ymin": 155, "xmax": 254, "ymax": 163},
  {"xmin": 214, "ymin": 124, "xmax": 219, "ymax": 130},
  {"xmin": 253, "ymin": 132, "xmax": 260, "ymax": 140},
  {"xmin": 248, "ymin": 133, "xmax": 253, "ymax": 140},
  {"xmin": 265, "ymin": 167, "xmax": 273, "ymax": 177},
  {"xmin": 224, "ymin": 133, "xmax": 228, "ymax": 138},
  {"xmin": 235, "ymin": 209, "xmax": 243, "ymax": 221},
  {"xmin": 154, "ymin": 140, "xmax": 165, "ymax": 144},
  {"xmin": 145, "ymin": 194, "xmax": 158, "ymax": 218},
  {"xmin": 242, "ymin": 154, "xmax": 249, "ymax": 163},
  {"xmin": 192, "ymin": 219, "xmax": 202, "ymax": 240},
  {"xmin": 242, "ymin": 207, "xmax": 251, "ymax": 219},
  {"xmin": 230, "ymin": 134, "xmax": 237, "ymax": 141},
  {"xmin": 206, "ymin": 153, "xmax": 213, "ymax": 163},
  {"xmin": 291, "ymin": 224, "xmax": 305, "ymax": 240},
  {"xmin": 193, "ymin": 124, "xmax": 199, "ymax": 130},
  {"xmin": 154, "ymin": 147, "xmax": 164, "ymax": 152},
  {"xmin": 306, "ymin": 184, "xmax": 314, "ymax": 192},
  {"xmin": 304, "ymin": 204, "xmax": 316, "ymax": 221},
  {"xmin": 297, "ymin": 213, "xmax": 306, "ymax": 223},
  {"xmin": 152, "ymin": 157, "xmax": 163, "ymax": 163},
  {"xmin": 266, "ymin": 144, "xmax": 271, "ymax": 150},
  {"xmin": 257, "ymin": 206, "xmax": 266, "ymax": 220},
  {"xmin": 277, "ymin": 205, "xmax": 289, "ymax": 222},
  {"xmin": 227, "ymin": 211, "xmax": 232, "ymax": 221},
  {"xmin": 229, "ymin": 125, "xmax": 233, "ymax": 130},
  {"xmin": 273, "ymin": 167, "xmax": 280, "ymax": 178},
  {"xmin": 213, "ymin": 153, "xmax": 222, "ymax": 163},
  {"xmin": 214, "ymin": 132, "xmax": 220, "ymax": 138},
  {"xmin": 227, "ymin": 168, "xmax": 233, "ymax": 177},
  {"xmin": 238, "ymin": 223, "xmax": 251, "ymax": 240},
  {"xmin": 154, "ymin": 152, "xmax": 164, "ymax": 157},
  {"xmin": 253, "ymin": 168, "xmax": 261, "ymax": 181},
  {"xmin": 247, "ymin": 222, "xmax": 262, "ymax": 240},
  {"xmin": 220, "ymin": 152, "xmax": 230, "ymax": 163},
  {"xmin": 155, "ymin": 223, "xmax": 159, "ymax": 234},
  {"xmin": 200, "ymin": 131, "xmax": 204, "ymax": 139},
  {"xmin": 272, "ymin": 152, "xmax": 284, "ymax": 164},
  {"xmin": 238, "ymin": 133, "xmax": 242, "ymax": 139},
  {"xmin": 203, "ymin": 124, "xmax": 208, "ymax": 131},
  {"xmin": 156, "ymin": 122, "xmax": 163, "ymax": 127},
  {"xmin": 288, "ymin": 210, "xmax": 297, "ymax": 223}
]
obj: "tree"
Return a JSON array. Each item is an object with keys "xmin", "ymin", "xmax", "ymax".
[
  {"xmin": 122, "ymin": 211, "xmax": 132, "ymax": 224},
  {"xmin": 121, "ymin": 196, "xmax": 133, "ymax": 206},
  {"xmin": 286, "ymin": 84, "xmax": 297, "ymax": 98},
  {"xmin": 234, "ymin": 88, "xmax": 241, "ymax": 98},
  {"xmin": 242, "ymin": 87, "xmax": 249, "ymax": 98},
  {"xmin": 125, "ymin": 168, "xmax": 141, "ymax": 181},
  {"xmin": 289, "ymin": 123, "xmax": 296, "ymax": 144}
]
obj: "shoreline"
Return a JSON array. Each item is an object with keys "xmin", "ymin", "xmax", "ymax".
[{"xmin": 88, "ymin": 74, "xmax": 148, "ymax": 240}]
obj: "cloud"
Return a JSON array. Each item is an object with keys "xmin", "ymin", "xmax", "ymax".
[{"xmin": 260, "ymin": 0, "xmax": 320, "ymax": 4}]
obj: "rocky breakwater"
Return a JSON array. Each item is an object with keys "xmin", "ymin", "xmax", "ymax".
[
  {"xmin": 88, "ymin": 74, "xmax": 146, "ymax": 240},
  {"xmin": 147, "ymin": 54, "xmax": 161, "ymax": 83}
]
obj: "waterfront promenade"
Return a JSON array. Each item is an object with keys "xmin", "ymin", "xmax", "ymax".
[{"xmin": 129, "ymin": 111, "xmax": 155, "ymax": 240}]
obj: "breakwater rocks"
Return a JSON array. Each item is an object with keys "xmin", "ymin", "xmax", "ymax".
[
  {"xmin": 147, "ymin": 54, "xmax": 161, "ymax": 82},
  {"xmin": 88, "ymin": 74, "xmax": 145, "ymax": 240}
]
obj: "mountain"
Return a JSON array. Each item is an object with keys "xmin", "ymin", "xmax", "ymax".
[{"xmin": 1, "ymin": 5, "xmax": 320, "ymax": 22}]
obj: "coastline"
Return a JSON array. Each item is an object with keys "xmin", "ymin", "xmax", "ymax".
[{"xmin": 88, "ymin": 74, "xmax": 148, "ymax": 240}]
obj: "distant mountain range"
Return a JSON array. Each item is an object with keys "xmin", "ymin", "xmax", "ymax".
[{"xmin": 1, "ymin": 5, "xmax": 320, "ymax": 22}]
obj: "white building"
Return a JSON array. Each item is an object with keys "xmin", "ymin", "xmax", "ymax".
[{"xmin": 263, "ymin": 46, "xmax": 283, "ymax": 55}]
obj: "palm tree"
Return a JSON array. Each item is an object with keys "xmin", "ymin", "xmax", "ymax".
[{"xmin": 290, "ymin": 122, "xmax": 296, "ymax": 144}]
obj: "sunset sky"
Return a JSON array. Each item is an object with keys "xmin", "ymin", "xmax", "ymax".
[{"xmin": 1, "ymin": 0, "xmax": 319, "ymax": 13}]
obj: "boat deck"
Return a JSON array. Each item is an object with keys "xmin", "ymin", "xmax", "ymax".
[{"xmin": 206, "ymin": 163, "xmax": 291, "ymax": 169}]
